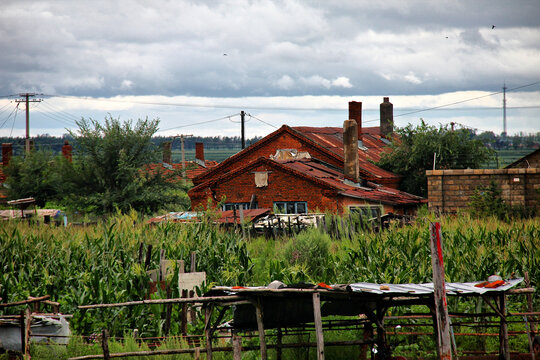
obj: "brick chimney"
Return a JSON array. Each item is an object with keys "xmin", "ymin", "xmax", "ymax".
[
  {"xmin": 195, "ymin": 142, "xmax": 205, "ymax": 162},
  {"xmin": 2, "ymin": 143, "xmax": 12, "ymax": 167},
  {"xmin": 348, "ymin": 101, "xmax": 362, "ymax": 141},
  {"xmin": 61, "ymin": 140, "xmax": 72, "ymax": 162},
  {"xmin": 162, "ymin": 141, "xmax": 172, "ymax": 164},
  {"xmin": 380, "ymin": 97, "xmax": 394, "ymax": 137},
  {"xmin": 343, "ymin": 119, "xmax": 359, "ymax": 182}
]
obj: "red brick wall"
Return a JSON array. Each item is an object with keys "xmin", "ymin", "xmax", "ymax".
[
  {"xmin": 191, "ymin": 162, "xmax": 340, "ymax": 212},
  {"xmin": 426, "ymin": 168, "xmax": 540, "ymax": 213},
  {"xmin": 190, "ymin": 161, "xmax": 414, "ymax": 215}
]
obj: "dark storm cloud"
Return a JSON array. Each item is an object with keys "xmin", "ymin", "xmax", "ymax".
[{"xmin": 0, "ymin": 0, "xmax": 539, "ymax": 98}]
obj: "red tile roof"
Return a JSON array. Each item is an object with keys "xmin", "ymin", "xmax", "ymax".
[
  {"xmin": 146, "ymin": 160, "xmax": 218, "ymax": 181},
  {"xmin": 190, "ymin": 157, "xmax": 424, "ymax": 207},
  {"xmin": 279, "ymin": 159, "xmax": 424, "ymax": 206},
  {"xmin": 292, "ymin": 126, "xmax": 398, "ymax": 180},
  {"xmin": 193, "ymin": 124, "xmax": 399, "ymax": 185}
]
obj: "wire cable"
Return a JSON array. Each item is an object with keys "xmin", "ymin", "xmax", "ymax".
[
  {"xmin": 247, "ymin": 114, "xmax": 278, "ymax": 129},
  {"xmin": 363, "ymin": 80, "xmax": 540, "ymax": 123},
  {"xmin": 0, "ymin": 103, "xmax": 20, "ymax": 129},
  {"xmin": 40, "ymin": 100, "xmax": 81, "ymax": 123},
  {"xmin": 156, "ymin": 113, "xmax": 241, "ymax": 132},
  {"xmin": 9, "ymin": 105, "xmax": 19, "ymax": 137}
]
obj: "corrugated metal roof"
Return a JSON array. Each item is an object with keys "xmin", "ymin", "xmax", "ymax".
[
  {"xmin": 280, "ymin": 159, "xmax": 424, "ymax": 205},
  {"xmin": 348, "ymin": 278, "xmax": 523, "ymax": 295},
  {"xmin": 216, "ymin": 208, "xmax": 272, "ymax": 224},
  {"xmin": 210, "ymin": 278, "xmax": 524, "ymax": 297},
  {"xmin": 293, "ymin": 126, "xmax": 390, "ymax": 161}
]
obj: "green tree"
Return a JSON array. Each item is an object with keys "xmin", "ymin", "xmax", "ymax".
[
  {"xmin": 377, "ymin": 120, "xmax": 494, "ymax": 197},
  {"xmin": 4, "ymin": 151, "xmax": 71, "ymax": 207},
  {"xmin": 66, "ymin": 116, "xmax": 188, "ymax": 214}
]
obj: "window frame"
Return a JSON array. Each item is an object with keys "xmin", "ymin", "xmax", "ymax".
[{"xmin": 273, "ymin": 201, "xmax": 308, "ymax": 214}]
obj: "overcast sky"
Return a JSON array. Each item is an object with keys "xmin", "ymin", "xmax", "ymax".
[{"xmin": 1, "ymin": 0, "xmax": 539, "ymax": 138}]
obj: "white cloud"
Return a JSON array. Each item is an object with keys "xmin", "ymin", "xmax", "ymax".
[
  {"xmin": 275, "ymin": 75, "xmax": 295, "ymax": 89},
  {"xmin": 332, "ymin": 77, "xmax": 353, "ymax": 88}
]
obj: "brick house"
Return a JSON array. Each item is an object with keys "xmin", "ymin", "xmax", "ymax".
[
  {"xmin": 189, "ymin": 156, "xmax": 425, "ymax": 216},
  {"xmin": 426, "ymin": 148, "xmax": 540, "ymax": 213},
  {"xmin": 189, "ymin": 103, "xmax": 426, "ymax": 215}
]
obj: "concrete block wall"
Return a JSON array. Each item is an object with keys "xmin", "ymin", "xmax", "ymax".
[{"xmin": 426, "ymin": 168, "xmax": 540, "ymax": 213}]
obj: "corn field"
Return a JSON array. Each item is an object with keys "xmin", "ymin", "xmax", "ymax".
[{"xmin": 0, "ymin": 212, "xmax": 538, "ymax": 340}]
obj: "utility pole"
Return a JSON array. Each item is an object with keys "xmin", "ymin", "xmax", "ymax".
[
  {"xmin": 502, "ymin": 83, "xmax": 507, "ymax": 138},
  {"xmin": 176, "ymin": 134, "xmax": 193, "ymax": 181},
  {"xmin": 240, "ymin": 111, "xmax": 246, "ymax": 149},
  {"xmin": 15, "ymin": 93, "xmax": 42, "ymax": 154}
]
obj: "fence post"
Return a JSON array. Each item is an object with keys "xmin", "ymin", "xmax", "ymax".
[
  {"xmin": 429, "ymin": 222, "xmax": 452, "ymax": 360},
  {"xmin": 313, "ymin": 292, "xmax": 325, "ymax": 360},
  {"xmin": 101, "ymin": 329, "xmax": 110, "ymax": 360}
]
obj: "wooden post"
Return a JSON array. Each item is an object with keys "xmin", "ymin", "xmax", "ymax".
[
  {"xmin": 20, "ymin": 310, "xmax": 25, "ymax": 354},
  {"xmin": 429, "ymin": 222, "xmax": 452, "ymax": 360},
  {"xmin": 194, "ymin": 347, "xmax": 200, "ymax": 360},
  {"xmin": 163, "ymin": 287, "xmax": 172, "ymax": 336},
  {"xmin": 205, "ymin": 305, "xmax": 213, "ymax": 360},
  {"xmin": 524, "ymin": 315, "xmax": 536, "ymax": 360},
  {"xmin": 276, "ymin": 328, "xmax": 283, "ymax": 360},
  {"xmin": 144, "ymin": 244, "xmax": 152, "ymax": 270},
  {"xmin": 190, "ymin": 251, "xmax": 197, "ymax": 273},
  {"xmin": 312, "ymin": 292, "xmax": 325, "ymax": 360},
  {"xmin": 23, "ymin": 308, "xmax": 31, "ymax": 358},
  {"xmin": 101, "ymin": 329, "xmax": 110, "ymax": 360},
  {"xmin": 181, "ymin": 289, "xmax": 188, "ymax": 336},
  {"xmin": 254, "ymin": 299, "xmax": 267, "ymax": 360},
  {"xmin": 525, "ymin": 272, "xmax": 536, "ymax": 335},
  {"xmin": 232, "ymin": 333, "xmax": 242, "ymax": 360},
  {"xmin": 499, "ymin": 294, "xmax": 509, "ymax": 360}
]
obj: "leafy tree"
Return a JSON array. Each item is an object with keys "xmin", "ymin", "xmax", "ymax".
[
  {"xmin": 377, "ymin": 120, "xmax": 494, "ymax": 197},
  {"xmin": 66, "ymin": 116, "xmax": 188, "ymax": 214},
  {"xmin": 4, "ymin": 151, "xmax": 72, "ymax": 207}
]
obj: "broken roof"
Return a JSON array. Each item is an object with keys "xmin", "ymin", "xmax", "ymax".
[
  {"xmin": 292, "ymin": 125, "xmax": 399, "ymax": 181},
  {"xmin": 280, "ymin": 158, "xmax": 423, "ymax": 206},
  {"xmin": 190, "ymin": 157, "xmax": 424, "ymax": 207},
  {"xmin": 193, "ymin": 125, "xmax": 399, "ymax": 185},
  {"xmin": 206, "ymin": 278, "xmax": 527, "ymax": 330}
]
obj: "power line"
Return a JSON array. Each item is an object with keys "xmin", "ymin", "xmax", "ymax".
[
  {"xmin": 39, "ymin": 101, "xmax": 80, "ymax": 123},
  {"xmin": 156, "ymin": 113, "xmax": 241, "ymax": 132},
  {"xmin": 247, "ymin": 114, "xmax": 278, "ymax": 129},
  {"xmin": 362, "ymin": 80, "xmax": 540, "ymax": 123},
  {"xmin": 9, "ymin": 105, "xmax": 19, "ymax": 137},
  {"xmin": 0, "ymin": 103, "xmax": 20, "ymax": 129}
]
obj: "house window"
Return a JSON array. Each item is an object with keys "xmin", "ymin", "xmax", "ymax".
[
  {"xmin": 223, "ymin": 203, "xmax": 256, "ymax": 211},
  {"xmin": 273, "ymin": 201, "xmax": 308, "ymax": 214},
  {"xmin": 349, "ymin": 205, "xmax": 382, "ymax": 219}
]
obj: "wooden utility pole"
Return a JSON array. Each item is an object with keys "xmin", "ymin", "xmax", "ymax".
[
  {"xmin": 240, "ymin": 111, "xmax": 246, "ymax": 149},
  {"xmin": 430, "ymin": 222, "xmax": 452, "ymax": 360},
  {"xmin": 15, "ymin": 93, "xmax": 41, "ymax": 154},
  {"xmin": 176, "ymin": 134, "xmax": 192, "ymax": 180}
]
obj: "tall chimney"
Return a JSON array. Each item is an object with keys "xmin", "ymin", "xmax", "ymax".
[
  {"xmin": 195, "ymin": 142, "xmax": 205, "ymax": 162},
  {"xmin": 2, "ymin": 143, "xmax": 13, "ymax": 167},
  {"xmin": 343, "ymin": 119, "xmax": 359, "ymax": 182},
  {"xmin": 61, "ymin": 140, "xmax": 72, "ymax": 162},
  {"xmin": 380, "ymin": 97, "xmax": 393, "ymax": 137},
  {"xmin": 162, "ymin": 141, "xmax": 172, "ymax": 164},
  {"xmin": 348, "ymin": 101, "xmax": 362, "ymax": 141}
]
